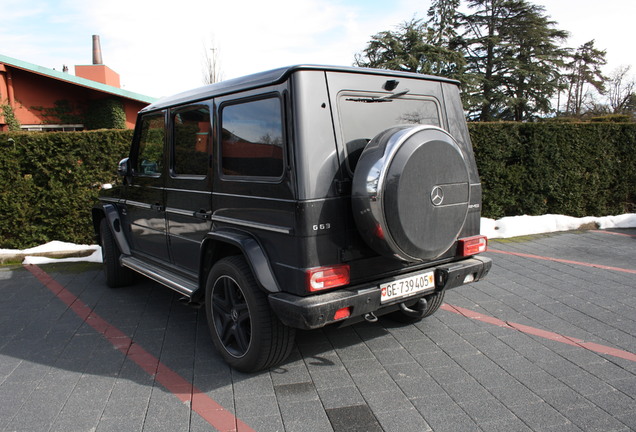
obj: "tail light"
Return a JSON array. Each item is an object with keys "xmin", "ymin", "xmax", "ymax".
[
  {"xmin": 307, "ymin": 264, "xmax": 350, "ymax": 292},
  {"xmin": 457, "ymin": 235, "xmax": 488, "ymax": 256}
]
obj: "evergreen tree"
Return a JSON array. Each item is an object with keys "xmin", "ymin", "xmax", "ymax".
[
  {"xmin": 354, "ymin": 7, "xmax": 465, "ymax": 82},
  {"xmin": 461, "ymin": 0, "xmax": 568, "ymax": 121},
  {"xmin": 425, "ymin": 0, "xmax": 466, "ymax": 81},
  {"xmin": 354, "ymin": 19, "xmax": 430, "ymax": 74},
  {"xmin": 498, "ymin": 2, "xmax": 568, "ymax": 120},
  {"xmin": 427, "ymin": 0, "xmax": 461, "ymax": 46},
  {"xmin": 563, "ymin": 40, "xmax": 607, "ymax": 116},
  {"xmin": 354, "ymin": 0, "xmax": 581, "ymax": 121}
]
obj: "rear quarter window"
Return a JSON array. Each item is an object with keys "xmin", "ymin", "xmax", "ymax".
[{"xmin": 220, "ymin": 96, "xmax": 284, "ymax": 179}]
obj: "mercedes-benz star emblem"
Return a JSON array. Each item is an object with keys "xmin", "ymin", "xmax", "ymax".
[{"xmin": 430, "ymin": 186, "xmax": 444, "ymax": 206}]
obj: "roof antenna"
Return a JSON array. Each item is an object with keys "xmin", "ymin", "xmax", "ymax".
[{"xmin": 92, "ymin": 35, "xmax": 103, "ymax": 65}]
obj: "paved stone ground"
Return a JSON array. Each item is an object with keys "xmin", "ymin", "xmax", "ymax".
[{"xmin": 0, "ymin": 229, "xmax": 634, "ymax": 432}]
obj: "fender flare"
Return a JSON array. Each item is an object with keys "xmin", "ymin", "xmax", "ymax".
[
  {"xmin": 100, "ymin": 204, "xmax": 131, "ymax": 256},
  {"xmin": 202, "ymin": 230, "xmax": 280, "ymax": 293}
]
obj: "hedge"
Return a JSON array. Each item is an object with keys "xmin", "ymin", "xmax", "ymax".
[
  {"xmin": 0, "ymin": 123, "xmax": 634, "ymax": 249},
  {"xmin": 469, "ymin": 122, "xmax": 636, "ymax": 219},
  {"xmin": 0, "ymin": 130, "xmax": 133, "ymax": 249}
]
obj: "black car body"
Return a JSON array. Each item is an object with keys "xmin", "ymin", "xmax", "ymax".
[{"xmin": 93, "ymin": 65, "xmax": 491, "ymax": 371}]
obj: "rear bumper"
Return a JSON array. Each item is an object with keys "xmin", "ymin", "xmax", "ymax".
[{"xmin": 268, "ymin": 256, "xmax": 492, "ymax": 330}]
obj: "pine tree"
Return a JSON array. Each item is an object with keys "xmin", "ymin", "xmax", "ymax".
[
  {"xmin": 425, "ymin": 0, "xmax": 466, "ymax": 81},
  {"xmin": 354, "ymin": 7, "xmax": 465, "ymax": 81},
  {"xmin": 563, "ymin": 40, "xmax": 606, "ymax": 116},
  {"xmin": 355, "ymin": 0, "xmax": 575, "ymax": 121},
  {"xmin": 354, "ymin": 19, "xmax": 429, "ymax": 73},
  {"xmin": 461, "ymin": 0, "xmax": 568, "ymax": 121}
]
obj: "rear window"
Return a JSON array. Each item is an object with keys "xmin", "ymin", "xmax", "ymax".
[
  {"xmin": 220, "ymin": 96, "xmax": 284, "ymax": 179},
  {"xmin": 337, "ymin": 92, "xmax": 441, "ymax": 173}
]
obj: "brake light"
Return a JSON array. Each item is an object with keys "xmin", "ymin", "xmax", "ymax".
[
  {"xmin": 457, "ymin": 235, "xmax": 488, "ymax": 256},
  {"xmin": 307, "ymin": 264, "xmax": 350, "ymax": 292}
]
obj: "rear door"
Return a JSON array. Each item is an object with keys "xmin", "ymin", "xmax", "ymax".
[{"xmin": 164, "ymin": 103, "xmax": 213, "ymax": 274}]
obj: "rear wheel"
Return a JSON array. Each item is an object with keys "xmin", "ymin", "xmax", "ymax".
[
  {"xmin": 205, "ymin": 256, "xmax": 295, "ymax": 372},
  {"xmin": 100, "ymin": 218, "xmax": 134, "ymax": 288}
]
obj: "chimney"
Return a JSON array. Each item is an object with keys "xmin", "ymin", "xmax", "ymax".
[
  {"xmin": 75, "ymin": 35, "xmax": 121, "ymax": 87},
  {"xmin": 92, "ymin": 35, "xmax": 103, "ymax": 65}
]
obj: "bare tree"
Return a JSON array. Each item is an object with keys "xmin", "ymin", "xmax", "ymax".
[
  {"xmin": 202, "ymin": 36, "xmax": 223, "ymax": 85},
  {"xmin": 607, "ymin": 65, "xmax": 635, "ymax": 114}
]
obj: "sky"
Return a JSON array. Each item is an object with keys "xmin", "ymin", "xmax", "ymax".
[{"xmin": 1, "ymin": 0, "xmax": 635, "ymax": 99}]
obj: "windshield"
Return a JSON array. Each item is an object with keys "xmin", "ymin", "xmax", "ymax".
[{"xmin": 337, "ymin": 91, "xmax": 441, "ymax": 173}]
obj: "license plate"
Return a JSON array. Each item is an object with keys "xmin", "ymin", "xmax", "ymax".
[{"xmin": 380, "ymin": 271, "xmax": 435, "ymax": 304}]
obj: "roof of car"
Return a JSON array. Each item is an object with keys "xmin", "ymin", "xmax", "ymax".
[{"xmin": 141, "ymin": 65, "xmax": 459, "ymax": 112}]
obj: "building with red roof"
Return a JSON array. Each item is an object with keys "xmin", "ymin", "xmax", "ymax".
[{"xmin": 0, "ymin": 36, "xmax": 155, "ymax": 131}]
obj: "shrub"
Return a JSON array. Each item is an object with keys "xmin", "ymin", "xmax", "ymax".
[
  {"xmin": 0, "ymin": 123, "xmax": 634, "ymax": 249},
  {"xmin": 0, "ymin": 130, "xmax": 132, "ymax": 249},
  {"xmin": 85, "ymin": 98, "xmax": 127, "ymax": 130},
  {"xmin": 470, "ymin": 122, "xmax": 636, "ymax": 219}
]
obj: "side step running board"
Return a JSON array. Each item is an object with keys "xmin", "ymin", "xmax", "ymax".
[{"xmin": 120, "ymin": 256, "xmax": 198, "ymax": 297}]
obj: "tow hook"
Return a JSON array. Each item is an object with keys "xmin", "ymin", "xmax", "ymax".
[
  {"xmin": 399, "ymin": 297, "xmax": 428, "ymax": 319},
  {"xmin": 364, "ymin": 312, "xmax": 378, "ymax": 323}
]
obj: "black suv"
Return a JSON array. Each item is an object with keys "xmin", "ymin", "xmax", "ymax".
[{"xmin": 93, "ymin": 65, "xmax": 491, "ymax": 371}]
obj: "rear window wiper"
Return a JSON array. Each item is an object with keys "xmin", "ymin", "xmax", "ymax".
[{"xmin": 346, "ymin": 89, "xmax": 410, "ymax": 103}]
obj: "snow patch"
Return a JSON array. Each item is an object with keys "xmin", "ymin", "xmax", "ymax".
[
  {"xmin": 481, "ymin": 213, "xmax": 636, "ymax": 239},
  {"xmin": 22, "ymin": 248, "xmax": 103, "ymax": 265}
]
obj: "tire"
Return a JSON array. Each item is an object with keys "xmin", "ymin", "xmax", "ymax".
[
  {"xmin": 387, "ymin": 291, "xmax": 445, "ymax": 324},
  {"xmin": 352, "ymin": 125, "xmax": 470, "ymax": 262},
  {"xmin": 205, "ymin": 256, "xmax": 295, "ymax": 372},
  {"xmin": 100, "ymin": 218, "xmax": 135, "ymax": 288}
]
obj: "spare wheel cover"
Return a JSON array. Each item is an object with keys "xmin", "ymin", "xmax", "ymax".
[{"xmin": 352, "ymin": 125, "xmax": 470, "ymax": 261}]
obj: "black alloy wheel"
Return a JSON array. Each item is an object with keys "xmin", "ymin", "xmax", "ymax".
[
  {"xmin": 205, "ymin": 256, "xmax": 295, "ymax": 372},
  {"xmin": 211, "ymin": 274, "xmax": 252, "ymax": 358}
]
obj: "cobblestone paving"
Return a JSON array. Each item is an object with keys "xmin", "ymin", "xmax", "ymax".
[{"xmin": 1, "ymin": 229, "xmax": 634, "ymax": 431}]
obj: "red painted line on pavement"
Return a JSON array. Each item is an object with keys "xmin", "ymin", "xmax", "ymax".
[
  {"xmin": 591, "ymin": 229, "xmax": 636, "ymax": 238},
  {"xmin": 441, "ymin": 303, "xmax": 636, "ymax": 362},
  {"xmin": 24, "ymin": 264, "xmax": 255, "ymax": 432},
  {"xmin": 488, "ymin": 248, "xmax": 636, "ymax": 274}
]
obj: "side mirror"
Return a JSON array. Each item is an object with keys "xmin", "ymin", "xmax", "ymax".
[{"xmin": 117, "ymin": 158, "xmax": 130, "ymax": 177}]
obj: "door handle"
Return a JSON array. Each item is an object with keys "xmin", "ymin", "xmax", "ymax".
[{"xmin": 193, "ymin": 210, "xmax": 213, "ymax": 220}]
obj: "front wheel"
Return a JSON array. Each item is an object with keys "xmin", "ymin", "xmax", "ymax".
[{"xmin": 205, "ymin": 256, "xmax": 295, "ymax": 372}]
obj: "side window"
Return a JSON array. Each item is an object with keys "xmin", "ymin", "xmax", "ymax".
[
  {"xmin": 220, "ymin": 96, "xmax": 284, "ymax": 178},
  {"xmin": 136, "ymin": 113, "xmax": 165, "ymax": 176},
  {"xmin": 172, "ymin": 106, "xmax": 210, "ymax": 177}
]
